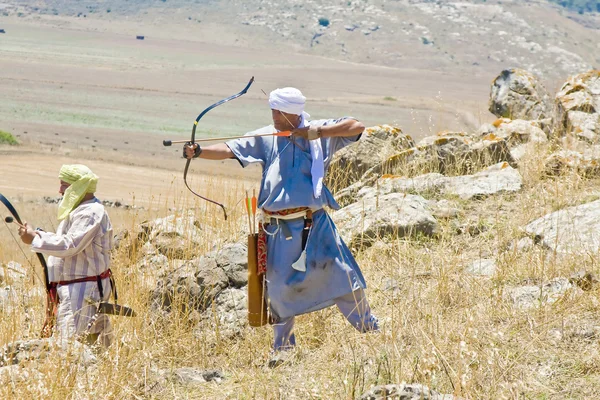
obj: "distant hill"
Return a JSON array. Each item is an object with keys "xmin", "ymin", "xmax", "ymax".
[{"xmin": 2, "ymin": 0, "xmax": 599, "ymax": 81}]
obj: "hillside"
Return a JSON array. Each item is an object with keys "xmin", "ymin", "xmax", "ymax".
[{"xmin": 1, "ymin": 0, "xmax": 599, "ymax": 82}]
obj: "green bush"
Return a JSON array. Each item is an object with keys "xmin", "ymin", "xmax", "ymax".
[
  {"xmin": 549, "ymin": 0, "xmax": 600, "ymax": 13},
  {"xmin": 318, "ymin": 17, "xmax": 330, "ymax": 27},
  {"xmin": 0, "ymin": 130, "xmax": 18, "ymax": 145}
]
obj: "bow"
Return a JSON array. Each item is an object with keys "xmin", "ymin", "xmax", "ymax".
[
  {"xmin": 0, "ymin": 193, "xmax": 56, "ymax": 337},
  {"xmin": 183, "ymin": 76, "xmax": 255, "ymax": 220},
  {"xmin": 0, "ymin": 193, "xmax": 51, "ymax": 292}
]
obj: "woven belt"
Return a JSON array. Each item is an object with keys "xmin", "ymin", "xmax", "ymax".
[{"xmin": 257, "ymin": 208, "xmax": 315, "ymax": 274}]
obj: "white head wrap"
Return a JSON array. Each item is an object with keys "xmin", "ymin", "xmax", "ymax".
[
  {"xmin": 269, "ymin": 87, "xmax": 324, "ymax": 198},
  {"xmin": 269, "ymin": 87, "xmax": 307, "ymax": 117}
]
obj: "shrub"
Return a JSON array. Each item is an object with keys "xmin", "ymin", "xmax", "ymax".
[
  {"xmin": 318, "ymin": 17, "xmax": 330, "ymax": 27},
  {"xmin": 0, "ymin": 130, "xmax": 18, "ymax": 145}
]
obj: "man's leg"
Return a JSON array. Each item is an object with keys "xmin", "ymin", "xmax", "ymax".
[
  {"xmin": 272, "ymin": 316, "xmax": 296, "ymax": 351},
  {"xmin": 335, "ymin": 288, "xmax": 379, "ymax": 332},
  {"xmin": 56, "ymin": 285, "xmax": 77, "ymax": 342},
  {"xmin": 58, "ymin": 282, "xmax": 113, "ymax": 347}
]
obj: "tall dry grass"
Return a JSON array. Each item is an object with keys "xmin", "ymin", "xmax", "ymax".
[{"xmin": 1, "ymin": 138, "xmax": 600, "ymax": 399}]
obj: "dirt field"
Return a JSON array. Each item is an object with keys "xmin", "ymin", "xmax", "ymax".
[{"xmin": 0, "ymin": 17, "xmax": 492, "ymax": 207}]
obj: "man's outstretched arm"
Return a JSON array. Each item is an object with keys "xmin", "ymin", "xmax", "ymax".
[
  {"xmin": 183, "ymin": 143, "xmax": 235, "ymax": 160},
  {"xmin": 291, "ymin": 118, "xmax": 365, "ymax": 140}
]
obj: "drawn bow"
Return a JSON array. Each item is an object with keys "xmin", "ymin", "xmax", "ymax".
[
  {"xmin": 0, "ymin": 193, "xmax": 56, "ymax": 337},
  {"xmin": 180, "ymin": 76, "xmax": 255, "ymax": 220}
]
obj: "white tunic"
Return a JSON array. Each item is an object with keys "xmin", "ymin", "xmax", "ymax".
[{"xmin": 31, "ymin": 198, "xmax": 114, "ymax": 344}]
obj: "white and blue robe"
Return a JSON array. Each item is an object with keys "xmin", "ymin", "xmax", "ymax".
[{"xmin": 227, "ymin": 117, "xmax": 371, "ymax": 322}]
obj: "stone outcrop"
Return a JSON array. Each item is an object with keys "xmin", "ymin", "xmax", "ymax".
[
  {"xmin": 360, "ymin": 383, "xmax": 456, "ymax": 400},
  {"xmin": 334, "ymin": 133, "xmax": 514, "ymax": 205},
  {"xmin": 505, "ymin": 278, "xmax": 578, "ymax": 309},
  {"xmin": 555, "ymin": 70, "xmax": 600, "ymax": 143},
  {"xmin": 485, "ymin": 118, "xmax": 548, "ymax": 146},
  {"xmin": 136, "ymin": 211, "xmax": 218, "ymax": 260},
  {"xmin": 328, "ymin": 124, "xmax": 415, "ymax": 193},
  {"xmin": 353, "ymin": 162, "xmax": 522, "ymax": 202},
  {"xmin": 544, "ymin": 146, "xmax": 600, "ymax": 177},
  {"xmin": 333, "ymin": 193, "xmax": 438, "ymax": 248},
  {"xmin": 524, "ymin": 199, "xmax": 600, "ymax": 254},
  {"xmin": 151, "ymin": 243, "xmax": 248, "ymax": 315},
  {"xmin": 489, "ymin": 69, "xmax": 551, "ymax": 120}
]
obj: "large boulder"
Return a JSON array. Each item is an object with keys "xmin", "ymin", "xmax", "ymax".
[
  {"xmin": 555, "ymin": 70, "xmax": 600, "ymax": 143},
  {"xmin": 355, "ymin": 162, "xmax": 522, "ymax": 201},
  {"xmin": 137, "ymin": 211, "xmax": 219, "ymax": 260},
  {"xmin": 544, "ymin": 146, "xmax": 600, "ymax": 177},
  {"xmin": 334, "ymin": 136, "xmax": 515, "ymax": 207},
  {"xmin": 487, "ymin": 119, "xmax": 548, "ymax": 146},
  {"xmin": 151, "ymin": 243, "xmax": 248, "ymax": 312},
  {"xmin": 524, "ymin": 199, "xmax": 600, "ymax": 254},
  {"xmin": 489, "ymin": 69, "xmax": 551, "ymax": 121},
  {"xmin": 333, "ymin": 193, "xmax": 438, "ymax": 248},
  {"xmin": 443, "ymin": 162, "xmax": 522, "ymax": 200},
  {"xmin": 327, "ymin": 125, "xmax": 415, "ymax": 192}
]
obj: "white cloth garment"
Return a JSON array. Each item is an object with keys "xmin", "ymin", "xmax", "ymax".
[
  {"xmin": 31, "ymin": 198, "xmax": 114, "ymax": 345},
  {"xmin": 56, "ymin": 280, "xmax": 113, "ymax": 346},
  {"xmin": 32, "ymin": 198, "xmax": 113, "ymax": 282},
  {"xmin": 269, "ymin": 87, "xmax": 324, "ymax": 198}
]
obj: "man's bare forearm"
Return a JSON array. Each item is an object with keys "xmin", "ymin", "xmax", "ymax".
[
  {"xmin": 197, "ymin": 143, "xmax": 235, "ymax": 160},
  {"xmin": 320, "ymin": 118, "xmax": 365, "ymax": 138}
]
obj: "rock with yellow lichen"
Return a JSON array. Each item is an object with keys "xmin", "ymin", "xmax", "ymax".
[
  {"xmin": 555, "ymin": 70, "xmax": 600, "ymax": 143},
  {"xmin": 489, "ymin": 68, "xmax": 551, "ymax": 121}
]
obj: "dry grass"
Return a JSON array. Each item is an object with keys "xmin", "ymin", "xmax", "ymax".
[{"xmin": 1, "ymin": 138, "xmax": 600, "ymax": 400}]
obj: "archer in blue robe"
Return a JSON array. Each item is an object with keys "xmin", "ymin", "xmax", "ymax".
[{"xmin": 227, "ymin": 117, "xmax": 379, "ymax": 350}]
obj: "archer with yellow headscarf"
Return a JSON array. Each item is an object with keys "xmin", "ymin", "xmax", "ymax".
[{"xmin": 18, "ymin": 164, "xmax": 115, "ymax": 346}]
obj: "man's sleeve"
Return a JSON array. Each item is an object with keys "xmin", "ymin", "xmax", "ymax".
[
  {"xmin": 31, "ymin": 210, "xmax": 102, "ymax": 258},
  {"xmin": 225, "ymin": 128, "xmax": 271, "ymax": 168}
]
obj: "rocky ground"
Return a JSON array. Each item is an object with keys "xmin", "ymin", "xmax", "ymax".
[{"xmin": 2, "ymin": 68, "xmax": 599, "ymax": 398}]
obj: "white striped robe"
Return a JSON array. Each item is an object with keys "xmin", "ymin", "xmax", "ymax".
[{"xmin": 31, "ymin": 198, "xmax": 114, "ymax": 345}]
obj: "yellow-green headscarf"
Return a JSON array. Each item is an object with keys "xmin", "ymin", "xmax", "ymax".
[{"xmin": 57, "ymin": 164, "xmax": 98, "ymax": 220}]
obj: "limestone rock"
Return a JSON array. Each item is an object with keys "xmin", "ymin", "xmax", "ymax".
[
  {"xmin": 328, "ymin": 124, "xmax": 415, "ymax": 192},
  {"xmin": 0, "ymin": 338, "xmax": 96, "ymax": 367},
  {"xmin": 488, "ymin": 119, "xmax": 548, "ymax": 146},
  {"xmin": 360, "ymin": 383, "xmax": 456, "ymax": 400},
  {"xmin": 361, "ymin": 162, "xmax": 522, "ymax": 201},
  {"xmin": 333, "ymin": 193, "xmax": 438, "ymax": 248},
  {"xmin": 429, "ymin": 199, "xmax": 461, "ymax": 219},
  {"xmin": 151, "ymin": 243, "xmax": 248, "ymax": 313},
  {"xmin": 505, "ymin": 278, "xmax": 576, "ymax": 309},
  {"xmin": 555, "ymin": 70, "xmax": 600, "ymax": 142},
  {"xmin": 489, "ymin": 69, "xmax": 551, "ymax": 120},
  {"xmin": 0, "ymin": 261, "xmax": 26, "ymax": 285},
  {"xmin": 139, "ymin": 211, "xmax": 216, "ymax": 258},
  {"xmin": 464, "ymin": 258, "xmax": 496, "ymax": 276},
  {"xmin": 443, "ymin": 162, "xmax": 522, "ymax": 200},
  {"xmin": 524, "ymin": 199, "xmax": 600, "ymax": 254},
  {"xmin": 544, "ymin": 147, "xmax": 600, "ymax": 177},
  {"xmin": 200, "ymin": 287, "xmax": 247, "ymax": 338},
  {"xmin": 164, "ymin": 367, "xmax": 224, "ymax": 385}
]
